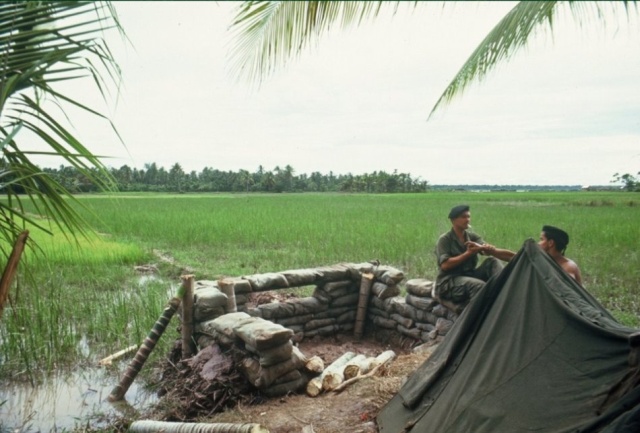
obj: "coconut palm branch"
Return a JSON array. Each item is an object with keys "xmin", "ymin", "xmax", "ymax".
[
  {"xmin": 429, "ymin": 1, "xmax": 638, "ymax": 118},
  {"xmin": 228, "ymin": 1, "xmax": 638, "ymax": 116},
  {"xmin": 227, "ymin": 1, "xmax": 412, "ymax": 87},
  {"xmin": 0, "ymin": 1, "xmax": 123, "ymax": 254}
]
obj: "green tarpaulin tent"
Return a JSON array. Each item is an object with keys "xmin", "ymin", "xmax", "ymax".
[{"xmin": 377, "ymin": 239, "xmax": 640, "ymax": 433}]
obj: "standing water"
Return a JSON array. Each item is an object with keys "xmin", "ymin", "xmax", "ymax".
[
  {"xmin": 0, "ymin": 275, "xmax": 173, "ymax": 432},
  {"xmin": 0, "ymin": 365, "xmax": 158, "ymax": 432}
]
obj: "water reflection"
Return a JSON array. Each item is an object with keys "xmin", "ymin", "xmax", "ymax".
[{"xmin": 0, "ymin": 366, "xmax": 158, "ymax": 432}]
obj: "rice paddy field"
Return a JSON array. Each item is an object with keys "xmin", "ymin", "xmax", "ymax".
[{"xmin": 0, "ymin": 191, "xmax": 639, "ymax": 429}]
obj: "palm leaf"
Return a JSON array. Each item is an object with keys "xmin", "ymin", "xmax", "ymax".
[
  {"xmin": 429, "ymin": 0, "xmax": 638, "ymax": 117},
  {"xmin": 227, "ymin": 1, "xmax": 416, "ymax": 86},
  {"xmin": 229, "ymin": 1, "xmax": 638, "ymax": 117},
  {"xmin": 0, "ymin": 1, "xmax": 123, "ymax": 252}
]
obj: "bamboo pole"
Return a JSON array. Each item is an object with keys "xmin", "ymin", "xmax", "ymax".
[
  {"xmin": 98, "ymin": 345, "xmax": 138, "ymax": 366},
  {"xmin": 0, "ymin": 230, "xmax": 29, "ymax": 319},
  {"xmin": 129, "ymin": 420, "xmax": 269, "ymax": 433},
  {"xmin": 181, "ymin": 275, "xmax": 195, "ymax": 359},
  {"xmin": 108, "ymin": 287, "xmax": 184, "ymax": 401},
  {"xmin": 353, "ymin": 272, "xmax": 374, "ymax": 340}
]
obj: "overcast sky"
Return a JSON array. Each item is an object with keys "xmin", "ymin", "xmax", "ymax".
[{"xmin": 28, "ymin": 1, "xmax": 640, "ymax": 185}]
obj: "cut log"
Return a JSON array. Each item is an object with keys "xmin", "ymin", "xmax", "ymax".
[
  {"xmin": 304, "ymin": 356, "xmax": 324, "ymax": 374},
  {"xmin": 129, "ymin": 420, "xmax": 269, "ymax": 433},
  {"xmin": 306, "ymin": 351, "xmax": 356, "ymax": 396},
  {"xmin": 354, "ymin": 272, "xmax": 374, "ymax": 340},
  {"xmin": 370, "ymin": 350, "xmax": 396, "ymax": 369},
  {"xmin": 342, "ymin": 354, "xmax": 369, "ymax": 380},
  {"xmin": 306, "ymin": 376, "xmax": 323, "ymax": 397},
  {"xmin": 333, "ymin": 350, "xmax": 397, "ymax": 393},
  {"xmin": 321, "ymin": 352, "xmax": 357, "ymax": 391}
]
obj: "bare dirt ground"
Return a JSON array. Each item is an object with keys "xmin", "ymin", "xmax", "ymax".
[
  {"xmin": 212, "ymin": 336, "xmax": 432, "ymax": 433},
  {"xmin": 144, "ymin": 282, "xmax": 437, "ymax": 433},
  {"xmin": 155, "ymin": 332, "xmax": 435, "ymax": 433}
]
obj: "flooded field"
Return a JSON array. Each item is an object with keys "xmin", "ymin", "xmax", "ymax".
[{"xmin": 0, "ymin": 365, "xmax": 157, "ymax": 432}]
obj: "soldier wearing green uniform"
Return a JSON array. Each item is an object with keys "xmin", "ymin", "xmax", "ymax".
[{"xmin": 434, "ymin": 204, "xmax": 515, "ymax": 312}]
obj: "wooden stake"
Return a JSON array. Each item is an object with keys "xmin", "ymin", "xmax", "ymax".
[
  {"xmin": 354, "ymin": 272, "xmax": 374, "ymax": 340},
  {"xmin": 0, "ymin": 230, "xmax": 29, "ymax": 319},
  {"xmin": 181, "ymin": 275, "xmax": 195, "ymax": 359},
  {"xmin": 218, "ymin": 278, "xmax": 238, "ymax": 313}
]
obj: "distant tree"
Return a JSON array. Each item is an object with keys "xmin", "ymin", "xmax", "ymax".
[
  {"xmin": 261, "ymin": 171, "xmax": 276, "ymax": 191},
  {"xmin": 612, "ymin": 172, "xmax": 640, "ymax": 191},
  {"xmin": 237, "ymin": 169, "xmax": 254, "ymax": 192},
  {"xmin": 169, "ymin": 163, "xmax": 185, "ymax": 192}
]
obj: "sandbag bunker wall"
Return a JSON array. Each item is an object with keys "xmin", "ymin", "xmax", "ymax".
[{"xmin": 191, "ymin": 263, "xmax": 457, "ymax": 395}]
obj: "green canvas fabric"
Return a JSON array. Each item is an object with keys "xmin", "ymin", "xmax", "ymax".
[{"xmin": 377, "ymin": 239, "xmax": 639, "ymax": 433}]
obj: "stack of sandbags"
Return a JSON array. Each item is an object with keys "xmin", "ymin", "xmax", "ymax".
[
  {"xmin": 196, "ymin": 312, "xmax": 312, "ymax": 397},
  {"xmin": 366, "ymin": 279, "xmax": 456, "ymax": 345},
  {"xmin": 253, "ymin": 296, "xmax": 330, "ymax": 339},
  {"xmin": 311, "ymin": 279, "xmax": 362, "ymax": 335},
  {"xmin": 371, "ymin": 265, "xmax": 405, "ymax": 299}
]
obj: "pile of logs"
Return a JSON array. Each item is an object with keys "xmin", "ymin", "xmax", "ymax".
[{"xmin": 306, "ymin": 350, "xmax": 396, "ymax": 397}]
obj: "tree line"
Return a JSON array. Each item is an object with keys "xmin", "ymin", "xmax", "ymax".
[{"xmin": 40, "ymin": 163, "xmax": 430, "ymax": 194}]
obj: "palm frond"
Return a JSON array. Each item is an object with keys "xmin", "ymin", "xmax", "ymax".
[
  {"xmin": 0, "ymin": 1, "xmax": 123, "ymax": 252},
  {"xmin": 227, "ymin": 1, "xmax": 414, "ymax": 87},
  {"xmin": 428, "ymin": 0, "xmax": 638, "ymax": 118}
]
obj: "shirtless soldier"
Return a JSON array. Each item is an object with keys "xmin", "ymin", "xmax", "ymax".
[{"xmin": 538, "ymin": 225, "xmax": 583, "ymax": 285}]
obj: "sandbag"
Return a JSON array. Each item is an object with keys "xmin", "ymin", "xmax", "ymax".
[
  {"xmin": 259, "ymin": 297, "xmax": 326, "ymax": 320},
  {"xmin": 391, "ymin": 313, "xmax": 413, "ymax": 329},
  {"xmin": 193, "ymin": 287, "xmax": 229, "ymax": 321},
  {"xmin": 243, "ymin": 272, "xmax": 289, "ymax": 291},
  {"xmin": 330, "ymin": 292, "xmax": 360, "ymax": 308},
  {"xmin": 305, "ymin": 318, "xmax": 336, "ymax": 331},
  {"xmin": 235, "ymin": 319, "xmax": 294, "ymax": 351},
  {"xmin": 281, "ymin": 268, "xmax": 322, "ymax": 286},
  {"xmin": 371, "ymin": 282, "xmax": 401, "ymax": 299},
  {"xmin": 315, "ymin": 264, "xmax": 353, "ymax": 282},
  {"xmin": 405, "ymin": 294, "xmax": 437, "ymax": 312},
  {"xmin": 246, "ymin": 340, "xmax": 293, "ymax": 367},
  {"xmin": 405, "ymin": 278, "xmax": 434, "ymax": 297},
  {"xmin": 374, "ymin": 266, "xmax": 405, "ymax": 285}
]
